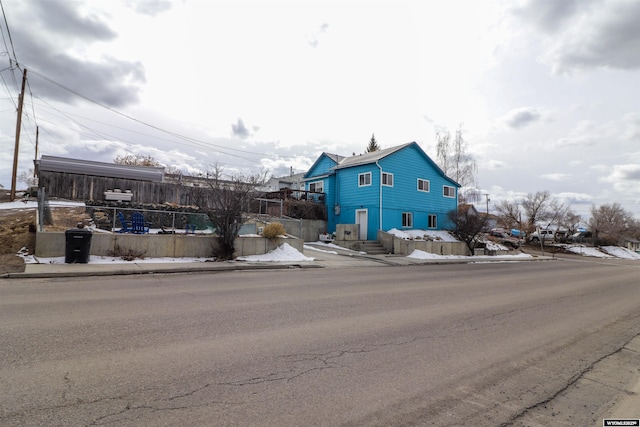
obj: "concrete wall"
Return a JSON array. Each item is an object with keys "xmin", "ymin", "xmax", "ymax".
[
  {"xmin": 377, "ymin": 230, "xmax": 470, "ymax": 256},
  {"xmin": 330, "ymin": 224, "xmax": 361, "ymax": 250},
  {"xmin": 276, "ymin": 218, "xmax": 327, "ymax": 242},
  {"xmin": 336, "ymin": 224, "xmax": 358, "ymax": 241},
  {"xmin": 233, "ymin": 235, "xmax": 303, "ymax": 258},
  {"xmin": 36, "ymin": 231, "xmax": 303, "ymax": 259},
  {"xmin": 242, "ymin": 217, "xmax": 327, "ymax": 242}
]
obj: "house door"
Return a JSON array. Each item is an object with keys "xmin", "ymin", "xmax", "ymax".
[{"xmin": 355, "ymin": 209, "xmax": 368, "ymax": 240}]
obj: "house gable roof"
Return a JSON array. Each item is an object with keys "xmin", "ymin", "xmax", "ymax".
[
  {"xmin": 334, "ymin": 141, "xmax": 460, "ymax": 187},
  {"xmin": 303, "ymin": 152, "xmax": 345, "ymax": 179},
  {"xmin": 334, "ymin": 143, "xmax": 413, "ymax": 169}
]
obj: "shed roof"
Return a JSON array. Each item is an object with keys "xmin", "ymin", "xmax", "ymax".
[{"xmin": 36, "ymin": 155, "xmax": 165, "ymax": 182}]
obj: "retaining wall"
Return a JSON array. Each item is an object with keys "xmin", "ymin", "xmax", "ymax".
[
  {"xmin": 377, "ymin": 230, "xmax": 470, "ymax": 256},
  {"xmin": 36, "ymin": 232, "xmax": 303, "ymax": 259}
]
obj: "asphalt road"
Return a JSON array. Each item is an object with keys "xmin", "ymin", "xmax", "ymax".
[{"xmin": 1, "ymin": 258, "xmax": 639, "ymax": 426}]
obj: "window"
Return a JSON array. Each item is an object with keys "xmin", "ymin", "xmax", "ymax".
[
  {"xmin": 382, "ymin": 172, "xmax": 393, "ymax": 187},
  {"xmin": 417, "ymin": 179, "xmax": 430, "ymax": 192},
  {"xmin": 443, "ymin": 185, "xmax": 455, "ymax": 198},
  {"xmin": 402, "ymin": 212, "xmax": 413, "ymax": 228},
  {"xmin": 309, "ymin": 181, "xmax": 324, "ymax": 193},
  {"xmin": 428, "ymin": 214, "xmax": 437, "ymax": 229},
  {"xmin": 359, "ymin": 172, "xmax": 372, "ymax": 187}
]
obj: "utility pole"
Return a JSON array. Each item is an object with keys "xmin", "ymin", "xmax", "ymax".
[
  {"xmin": 10, "ymin": 68, "xmax": 27, "ymax": 201},
  {"xmin": 34, "ymin": 126, "xmax": 39, "ymax": 167},
  {"xmin": 484, "ymin": 193, "xmax": 490, "ymax": 215}
]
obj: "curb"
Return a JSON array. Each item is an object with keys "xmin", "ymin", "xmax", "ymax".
[{"xmin": 1, "ymin": 262, "xmax": 323, "ymax": 279}]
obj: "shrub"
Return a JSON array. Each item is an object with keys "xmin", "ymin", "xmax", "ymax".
[
  {"xmin": 262, "ymin": 222, "xmax": 286, "ymax": 240},
  {"xmin": 108, "ymin": 244, "xmax": 146, "ymax": 261}
]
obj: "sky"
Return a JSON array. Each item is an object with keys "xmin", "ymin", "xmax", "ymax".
[{"xmin": 0, "ymin": 0, "xmax": 639, "ymax": 220}]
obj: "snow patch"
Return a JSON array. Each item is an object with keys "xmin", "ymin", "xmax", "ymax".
[
  {"xmin": 565, "ymin": 246, "xmax": 614, "ymax": 258},
  {"xmin": 407, "ymin": 249, "xmax": 532, "ymax": 260},
  {"xmin": 386, "ymin": 228, "xmax": 459, "ymax": 242},
  {"xmin": 600, "ymin": 246, "xmax": 640, "ymax": 259},
  {"xmin": 236, "ymin": 243, "xmax": 314, "ymax": 262}
]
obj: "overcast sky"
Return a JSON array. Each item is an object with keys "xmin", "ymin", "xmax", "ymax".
[{"xmin": 1, "ymin": 0, "xmax": 639, "ymax": 220}]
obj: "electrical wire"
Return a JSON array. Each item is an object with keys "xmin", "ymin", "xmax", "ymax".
[
  {"xmin": 0, "ymin": 0, "xmax": 295, "ymax": 171},
  {"xmin": 26, "ymin": 67, "xmax": 282, "ymax": 162}
]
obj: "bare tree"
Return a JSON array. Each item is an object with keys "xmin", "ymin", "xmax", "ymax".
[
  {"xmin": 588, "ymin": 203, "xmax": 634, "ymax": 245},
  {"xmin": 494, "ymin": 200, "xmax": 522, "ymax": 231},
  {"xmin": 521, "ymin": 191, "xmax": 553, "ymax": 231},
  {"xmin": 114, "ymin": 154, "xmax": 161, "ymax": 166},
  {"xmin": 435, "ymin": 125, "xmax": 478, "ymax": 202},
  {"xmin": 18, "ymin": 169, "xmax": 37, "ymax": 187},
  {"xmin": 447, "ymin": 205, "xmax": 487, "ymax": 254},
  {"xmin": 189, "ymin": 165, "xmax": 268, "ymax": 260},
  {"xmin": 546, "ymin": 199, "xmax": 570, "ymax": 228},
  {"xmin": 559, "ymin": 210, "xmax": 581, "ymax": 234}
]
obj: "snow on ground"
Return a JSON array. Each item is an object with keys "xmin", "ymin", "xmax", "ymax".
[
  {"xmin": 484, "ymin": 241, "xmax": 510, "ymax": 251},
  {"xmin": 600, "ymin": 246, "xmax": 640, "ymax": 259},
  {"xmin": 304, "ymin": 241, "xmax": 366, "ymax": 254},
  {"xmin": 565, "ymin": 246, "xmax": 614, "ymax": 258},
  {"xmin": 304, "ymin": 244, "xmax": 338, "ymax": 255},
  {"xmin": 20, "ymin": 242, "xmax": 313, "ymax": 264},
  {"xmin": 407, "ymin": 249, "xmax": 532, "ymax": 260},
  {"xmin": 386, "ymin": 228, "xmax": 459, "ymax": 242},
  {"xmin": 20, "ymin": 253, "xmax": 216, "ymax": 265},
  {"xmin": 236, "ymin": 243, "xmax": 314, "ymax": 262}
]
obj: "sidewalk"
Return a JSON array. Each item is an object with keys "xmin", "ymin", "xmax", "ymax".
[{"xmin": 2, "ymin": 246, "xmax": 555, "ymax": 279}]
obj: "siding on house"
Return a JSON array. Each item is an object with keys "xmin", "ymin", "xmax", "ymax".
[
  {"xmin": 304, "ymin": 153, "xmax": 340, "ymax": 229},
  {"xmin": 305, "ymin": 142, "xmax": 460, "ymax": 240},
  {"xmin": 305, "ymin": 153, "xmax": 340, "ymax": 176}
]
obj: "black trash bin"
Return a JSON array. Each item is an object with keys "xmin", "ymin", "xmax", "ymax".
[{"xmin": 65, "ymin": 224, "xmax": 93, "ymax": 263}]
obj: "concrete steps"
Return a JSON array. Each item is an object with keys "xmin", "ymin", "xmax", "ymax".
[{"xmin": 357, "ymin": 240, "xmax": 389, "ymax": 255}]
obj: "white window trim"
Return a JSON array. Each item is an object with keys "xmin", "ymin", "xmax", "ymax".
[
  {"xmin": 443, "ymin": 185, "xmax": 455, "ymax": 198},
  {"xmin": 428, "ymin": 214, "xmax": 437, "ymax": 229},
  {"xmin": 417, "ymin": 179, "xmax": 430, "ymax": 192},
  {"xmin": 309, "ymin": 180, "xmax": 324, "ymax": 193},
  {"xmin": 382, "ymin": 172, "xmax": 394, "ymax": 187},
  {"xmin": 359, "ymin": 172, "xmax": 372, "ymax": 187},
  {"xmin": 402, "ymin": 212, "xmax": 413, "ymax": 228}
]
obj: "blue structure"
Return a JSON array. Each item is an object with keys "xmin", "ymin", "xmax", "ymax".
[{"xmin": 304, "ymin": 142, "xmax": 460, "ymax": 240}]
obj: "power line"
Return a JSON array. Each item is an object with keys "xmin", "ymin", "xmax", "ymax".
[
  {"xmin": 30, "ymin": 95, "xmax": 265, "ymax": 163},
  {"xmin": 0, "ymin": 0, "xmax": 18, "ymax": 67},
  {"xmin": 26, "ymin": 68, "xmax": 280, "ymax": 162}
]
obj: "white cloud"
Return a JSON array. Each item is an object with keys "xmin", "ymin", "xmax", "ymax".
[
  {"xmin": 603, "ymin": 164, "xmax": 640, "ymax": 194},
  {"xmin": 542, "ymin": 173, "xmax": 571, "ymax": 182},
  {"xmin": 513, "ymin": 0, "xmax": 640, "ymax": 73},
  {"xmin": 554, "ymin": 192, "xmax": 594, "ymax": 205},
  {"xmin": 622, "ymin": 112, "xmax": 640, "ymax": 141}
]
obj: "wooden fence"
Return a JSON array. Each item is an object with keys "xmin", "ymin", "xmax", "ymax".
[{"xmin": 39, "ymin": 171, "xmax": 198, "ymax": 205}]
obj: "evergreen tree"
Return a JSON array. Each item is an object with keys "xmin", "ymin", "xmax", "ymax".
[{"xmin": 366, "ymin": 134, "xmax": 380, "ymax": 152}]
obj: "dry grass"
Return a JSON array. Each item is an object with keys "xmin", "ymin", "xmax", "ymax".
[{"xmin": 0, "ymin": 201, "xmax": 91, "ymax": 274}]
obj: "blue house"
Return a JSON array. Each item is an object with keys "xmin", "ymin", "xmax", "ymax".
[{"xmin": 303, "ymin": 142, "xmax": 460, "ymax": 240}]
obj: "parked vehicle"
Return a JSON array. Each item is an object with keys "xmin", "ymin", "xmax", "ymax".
[
  {"xmin": 489, "ymin": 229, "xmax": 521, "ymax": 248},
  {"xmin": 554, "ymin": 230, "xmax": 569, "ymax": 243},
  {"xmin": 510, "ymin": 229, "xmax": 526, "ymax": 239},
  {"xmin": 528, "ymin": 229, "xmax": 555, "ymax": 244},
  {"xmin": 567, "ymin": 231, "xmax": 592, "ymax": 243}
]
